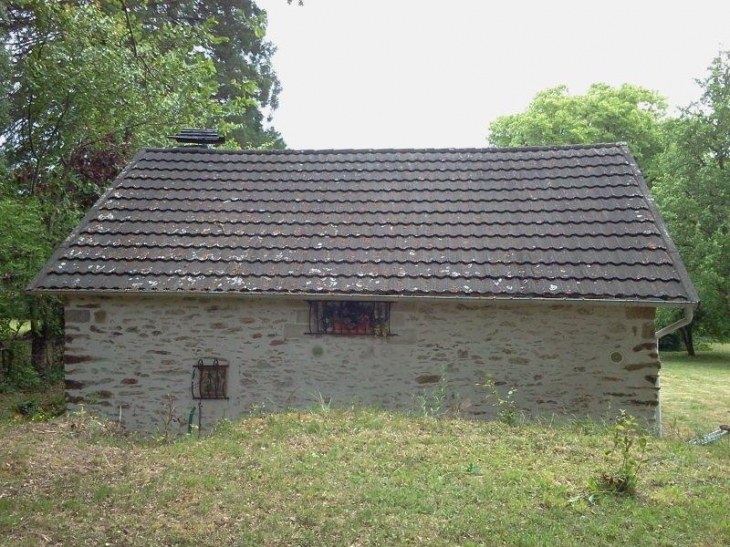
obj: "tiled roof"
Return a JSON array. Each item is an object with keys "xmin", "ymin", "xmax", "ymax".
[{"xmin": 29, "ymin": 143, "xmax": 698, "ymax": 304}]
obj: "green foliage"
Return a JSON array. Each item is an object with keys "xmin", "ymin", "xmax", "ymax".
[
  {"xmin": 485, "ymin": 71, "xmax": 729, "ymax": 344},
  {"xmin": 0, "ymin": 197, "xmax": 50, "ymax": 336},
  {"xmin": 413, "ymin": 387, "xmax": 446, "ymax": 418},
  {"xmin": 121, "ymin": 0, "xmax": 285, "ymax": 149},
  {"xmin": 464, "ymin": 462, "xmax": 481, "ymax": 475},
  {"xmin": 2, "ymin": 0, "xmax": 276, "ymax": 224},
  {"xmin": 412, "ymin": 373, "xmax": 448, "ymax": 418},
  {"xmin": 0, "ymin": 14, "xmax": 10, "ymax": 132},
  {"xmin": 12, "ymin": 393, "xmax": 65, "ymax": 421},
  {"xmin": 0, "ymin": 341, "xmax": 41, "ymax": 392},
  {"xmin": 0, "ymin": 194, "xmax": 64, "ymax": 378},
  {"xmin": 5, "ymin": 1, "xmax": 240, "ymax": 196},
  {"xmin": 487, "ymin": 83, "xmax": 668, "ymax": 179},
  {"xmin": 314, "ymin": 391, "xmax": 333, "ymax": 412},
  {"xmin": 657, "ymin": 324, "xmax": 682, "ymax": 351},
  {"xmin": 653, "ymin": 51, "xmax": 730, "ymax": 341},
  {"xmin": 1, "ymin": 0, "xmax": 281, "ymax": 378},
  {"xmin": 479, "ymin": 377, "xmax": 519, "ymax": 425},
  {"xmin": 588, "ymin": 411, "xmax": 648, "ymax": 499},
  {"xmin": 0, "ymin": 346, "xmax": 727, "ymax": 543}
]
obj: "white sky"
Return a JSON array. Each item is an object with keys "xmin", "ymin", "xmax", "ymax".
[{"xmin": 259, "ymin": 0, "xmax": 729, "ymax": 150}]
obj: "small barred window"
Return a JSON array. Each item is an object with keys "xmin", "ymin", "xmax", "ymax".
[
  {"xmin": 194, "ymin": 358, "xmax": 228, "ymax": 399},
  {"xmin": 308, "ymin": 301, "xmax": 392, "ymax": 336}
]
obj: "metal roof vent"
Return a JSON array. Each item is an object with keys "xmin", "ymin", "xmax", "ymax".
[{"xmin": 168, "ymin": 128, "xmax": 225, "ymax": 147}]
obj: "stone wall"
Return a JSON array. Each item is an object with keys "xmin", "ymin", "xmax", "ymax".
[{"xmin": 63, "ymin": 295, "xmax": 660, "ymax": 434}]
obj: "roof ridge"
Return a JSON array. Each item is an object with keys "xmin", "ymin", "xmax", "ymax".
[{"xmin": 141, "ymin": 142, "xmax": 627, "ymax": 155}]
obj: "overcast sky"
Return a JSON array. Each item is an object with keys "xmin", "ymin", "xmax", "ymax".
[{"xmin": 259, "ymin": 0, "xmax": 729, "ymax": 150}]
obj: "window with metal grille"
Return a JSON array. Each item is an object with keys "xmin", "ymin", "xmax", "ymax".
[
  {"xmin": 194, "ymin": 358, "xmax": 228, "ymax": 399},
  {"xmin": 308, "ymin": 301, "xmax": 392, "ymax": 336}
]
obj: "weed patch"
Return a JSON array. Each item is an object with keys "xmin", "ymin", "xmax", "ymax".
[
  {"xmin": 587, "ymin": 411, "xmax": 648, "ymax": 500},
  {"xmin": 478, "ymin": 376, "xmax": 520, "ymax": 424}
]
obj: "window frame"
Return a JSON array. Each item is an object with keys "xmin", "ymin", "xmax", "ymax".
[
  {"xmin": 308, "ymin": 301, "xmax": 392, "ymax": 336},
  {"xmin": 193, "ymin": 358, "xmax": 228, "ymax": 400}
]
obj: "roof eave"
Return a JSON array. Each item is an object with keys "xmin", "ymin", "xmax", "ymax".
[
  {"xmin": 26, "ymin": 150, "xmax": 149, "ymax": 293},
  {"xmin": 29, "ymin": 288, "xmax": 698, "ymax": 308},
  {"xmin": 618, "ymin": 143, "xmax": 700, "ymax": 305}
]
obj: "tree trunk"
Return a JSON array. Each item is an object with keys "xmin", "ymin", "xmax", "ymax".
[
  {"xmin": 30, "ymin": 317, "xmax": 49, "ymax": 377},
  {"xmin": 29, "ymin": 298, "xmax": 64, "ymax": 378},
  {"xmin": 0, "ymin": 341, "xmax": 10, "ymax": 380},
  {"xmin": 680, "ymin": 324, "xmax": 696, "ymax": 357}
]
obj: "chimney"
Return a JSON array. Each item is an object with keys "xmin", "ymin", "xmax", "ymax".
[{"xmin": 168, "ymin": 128, "xmax": 225, "ymax": 147}]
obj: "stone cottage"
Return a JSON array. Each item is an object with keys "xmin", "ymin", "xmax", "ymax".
[{"xmin": 29, "ymin": 141, "xmax": 698, "ymax": 433}]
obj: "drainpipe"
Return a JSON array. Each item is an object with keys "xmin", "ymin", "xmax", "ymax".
[
  {"xmin": 654, "ymin": 303, "xmax": 694, "ymax": 437},
  {"xmin": 656, "ymin": 304, "xmax": 694, "ymax": 339},
  {"xmin": 187, "ymin": 407, "xmax": 197, "ymax": 435}
]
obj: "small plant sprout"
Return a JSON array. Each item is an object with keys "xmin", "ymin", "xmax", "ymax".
[
  {"xmin": 478, "ymin": 377, "xmax": 519, "ymax": 425},
  {"xmin": 316, "ymin": 392, "xmax": 332, "ymax": 412},
  {"xmin": 413, "ymin": 371, "xmax": 448, "ymax": 418},
  {"xmin": 589, "ymin": 410, "xmax": 649, "ymax": 498},
  {"xmin": 465, "ymin": 462, "xmax": 481, "ymax": 475},
  {"xmin": 157, "ymin": 394, "xmax": 183, "ymax": 443}
]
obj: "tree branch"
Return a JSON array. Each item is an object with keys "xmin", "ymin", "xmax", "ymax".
[{"xmin": 119, "ymin": 0, "xmax": 152, "ymax": 88}]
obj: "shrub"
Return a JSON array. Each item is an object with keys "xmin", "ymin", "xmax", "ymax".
[{"xmin": 0, "ymin": 341, "xmax": 43, "ymax": 392}]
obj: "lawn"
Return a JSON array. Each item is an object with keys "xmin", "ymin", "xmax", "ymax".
[
  {"xmin": 661, "ymin": 343, "xmax": 730, "ymax": 437},
  {"xmin": 0, "ymin": 346, "xmax": 728, "ymax": 546}
]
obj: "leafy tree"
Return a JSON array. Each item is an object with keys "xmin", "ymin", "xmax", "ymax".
[
  {"xmin": 653, "ymin": 51, "xmax": 730, "ymax": 348},
  {"xmin": 4, "ymin": 1, "xmax": 239, "ymax": 212},
  {"xmin": 487, "ymin": 84, "xmax": 668, "ymax": 179},
  {"xmin": 0, "ymin": 39, "xmax": 9, "ymax": 132},
  {"xmin": 0, "ymin": 197, "xmax": 50, "ymax": 333},
  {"xmin": 122, "ymin": 0, "xmax": 285, "ymax": 148},
  {"xmin": 0, "ymin": 195, "xmax": 58, "ymax": 378},
  {"xmin": 485, "ymin": 81, "xmax": 721, "ymax": 354},
  {"xmin": 0, "ymin": 0, "xmax": 265, "ymax": 375}
]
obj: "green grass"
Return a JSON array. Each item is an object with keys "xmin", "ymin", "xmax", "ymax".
[
  {"xmin": 661, "ymin": 343, "xmax": 730, "ymax": 437},
  {"xmin": 0, "ymin": 381, "xmax": 65, "ymax": 422},
  {"xmin": 0, "ymin": 345, "xmax": 728, "ymax": 546}
]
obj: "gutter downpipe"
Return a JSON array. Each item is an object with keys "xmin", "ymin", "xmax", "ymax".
[
  {"xmin": 654, "ymin": 303, "xmax": 695, "ymax": 436},
  {"xmin": 656, "ymin": 304, "xmax": 694, "ymax": 339}
]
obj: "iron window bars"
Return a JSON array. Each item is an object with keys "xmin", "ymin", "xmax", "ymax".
[
  {"xmin": 193, "ymin": 358, "xmax": 228, "ymax": 399},
  {"xmin": 308, "ymin": 301, "xmax": 391, "ymax": 336}
]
